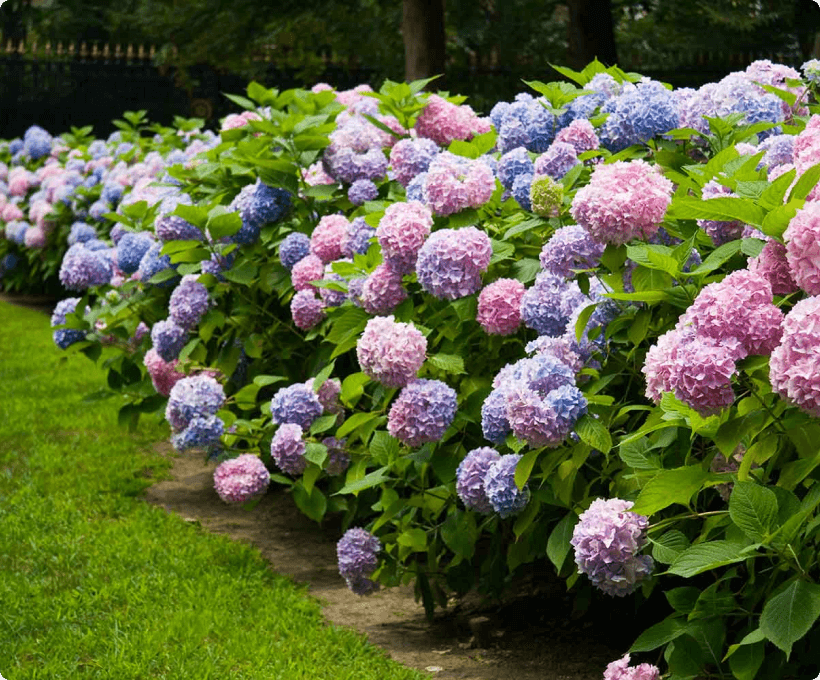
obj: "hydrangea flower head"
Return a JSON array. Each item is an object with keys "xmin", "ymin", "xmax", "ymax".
[
  {"xmin": 416, "ymin": 226, "xmax": 493, "ymax": 300},
  {"xmin": 270, "ymin": 382, "xmax": 323, "ymax": 429},
  {"xmin": 116, "ymin": 231, "xmax": 154, "ymax": 275},
  {"xmin": 697, "ymin": 181, "xmax": 745, "ymax": 246},
  {"xmin": 603, "ymin": 654, "xmax": 660, "ymax": 680},
  {"xmin": 59, "ymin": 242, "xmax": 113, "ymax": 291},
  {"xmin": 138, "ymin": 242, "xmax": 178, "ymax": 288},
  {"xmin": 348, "ymin": 179, "xmax": 378, "ymax": 205},
  {"xmin": 213, "ymin": 454, "xmax": 270, "ymax": 504},
  {"xmin": 169, "ymin": 275, "xmax": 209, "ymax": 329},
  {"xmin": 484, "ymin": 454, "xmax": 530, "ymax": 518},
  {"xmin": 376, "ymin": 201, "xmax": 433, "ymax": 274},
  {"xmin": 389, "ymin": 137, "xmax": 440, "ymax": 187},
  {"xmin": 481, "ymin": 388, "xmax": 512, "ymax": 444},
  {"xmin": 291, "ymin": 290, "xmax": 326, "ymax": 330},
  {"xmin": 476, "ymin": 278, "xmax": 526, "ymax": 335},
  {"xmin": 540, "ymin": 224, "xmax": 604, "ymax": 278},
  {"xmin": 341, "ymin": 217, "xmax": 376, "ymax": 258},
  {"xmin": 570, "ymin": 498, "xmax": 654, "ymax": 597},
  {"xmin": 280, "ymin": 232, "xmax": 311, "ymax": 270},
  {"xmin": 67, "ymin": 221, "xmax": 97, "ymax": 245},
  {"xmin": 598, "ymin": 78, "xmax": 679, "ymax": 152},
  {"xmin": 359, "ymin": 264, "xmax": 408, "ymax": 315},
  {"xmin": 555, "ymin": 118, "xmax": 600, "ymax": 155},
  {"xmin": 357, "ymin": 316, "xmax": 427, "ymax": 388},
  {"xmin": 456, "ymin": 447, "xmax": 502, "ymax": 513},
  {"xmin": 748, "ymin": 239, "xmax": 798, "ymax": 296},
  {"xmin": 323, "ymin": 144, "xmax": 388, "ymax": 184},
  {"xmin": 534, "ymin": 141, "xmax": 580, "ymax": 180},
  {"xmin": 803, "ymin": 59, "xmax": 820, "ymax": 85},
  {"xmin": 414, "ymin": 94, "xmax": 490, "ymax": 147},
  {"xmin": 166, "ymin": 374, "xmax": 225, "ymax": 432},
  {"xmin": 520, "ymin": 272, "xmax": 586, "ymax": 336},
  {"xmin": 144, "ymin": 348, "xmax": 185, "ymax": 396},
  {"xmin": 511, "ymin": 172, "xmax": 533, "ymax": 211},
  {"xmin": 173, "ymin": 415, "xmax": 224, "ymax": 452},
  {"xmin": 310, "ymin": 214, "xmax": 348, "ymax": 264},
  {"xmin": 570, "ymin": 160, "xmax": 673, "ymax": 245},
  {"xmin": 497, "ymin": 147, "xmax": 535, "ymax": 190},
  {"xmin": 422, "ymin": 153, "xmax": 495, "ymax": 216},
  {"xmin": 785, "ymin": 201, "xmax": 820, "ymax": 295},
  {"xmin": 229, "ymin": 179, "xmax": 291, "ymax": 244},
  {"xmin": 270, "ymin": 423, "xmax": 307, "ymax": 476},
  {"xmin": 387, "ymin": 378, "xmax": 458, "ymax": 447},
  {"xmin": 51, "ymin": 297, "xmax": 86, "ymax": 349},
  {"xmin": 769, "ymin": 296, "xmax": 820, "ymax": 417},
  {"xmin": 291, "ymin": 253, "xmax": 325, "ymax": 292},
  {"xmin": 337, "ymin": 527, "xmax": 381, "ymax": 596},
  {"xmin": 151, "ymin": 319, "xmax": 188, "ymax": 362},
  {"xmin": 529, "ymin": 175, "xmax": 564, "ymax": 218}
]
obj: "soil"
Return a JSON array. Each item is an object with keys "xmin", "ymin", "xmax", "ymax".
[{"xmin": 143, "ymin": 444, "xmax": 625, "ymax": 680}]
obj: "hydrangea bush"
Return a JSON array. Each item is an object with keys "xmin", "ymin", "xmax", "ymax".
[{"xmin": 27, "ymin": 61, "xmax": 820, "ymax": 679}]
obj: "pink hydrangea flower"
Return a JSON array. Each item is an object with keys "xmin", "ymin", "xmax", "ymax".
[
  {"xmin": 220, "ymin": 111, "xmax": 262, "ymax": 131},
  {"xmin": 554, "ymin": 118, "xmax": 600, "ymax": 155},
  {"xmin": 291, "ymin": 254, "xmax": 325, "ymax": 292},
  {"xmin": 422, "ymin": 153, "xmax": 495, "ymax": 216},
  {"xmin": 270, "ymin": 423, "xmax": 307, "ymax": 476},
  {"xmin": 668, "ymin": 336, "xmax": 739, "ymax": 416},
  {"xmin": 376, "ymin": 200, "xmax": 433, "ymax": 274},
  {"xmin": 414, "ymin": 94, "xmax": 491, "ymax": 147},
  {"xmin": 291, "ymin": 290, "xmax": 326, "ymax": 330},
  {"xmin": 357, "ymin": 315, "xmax": 427, "ymax": 388},
  {"xmin": 770, "ymin": 296, "xmax": 820, "ymax": 417},
  {"xmin": 213, "ymin": 454, "xmax": 270, "ymax": 504},
  {"xmin": 359, "ymin": 264, "xmax": 407, "ymax": 315},
  {"xmin": 570, "ymin": 160, "xmax": 673, "ymax": 245},
  {"xmin": 477, "ymin": 278, "xmax": 526, "ymax": 335},
  {"xmin": 785, "ymin": 201, "xmax": 820, "ymax": 295},
  {"xmin": 310, "ymin": 214, "xmax": 349, "ymax": 264},
  {"xmin": 143, "ymin": 347, "xmax": 185, "ymax": 396},
  {"xmin": 415, "ymin": 226, "xmax": 493, "ymax": 300},
  {"xmin": 302, "ymin": 161, "xmax": 337, "ymax": 187},
  {"xmin": 748, "ymin": 239, "xmax": 798, "ymax": 295},
  {"xmin": 603, "ymin": 654, "xmax": 660, "ymax": 680}
]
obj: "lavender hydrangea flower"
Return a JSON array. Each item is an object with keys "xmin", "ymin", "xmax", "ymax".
[
  {"xmin": 318, "ymin": 262, "xmax": 348, "ymax": 308},
  {"xmin": 415, "ymin": 226, "xmax": 493, "ymax": 300},
  {"xmin": 511, "ymin": 172, "xmax": 533, "ymax": 211},
  {"xmin": 155, "ymin": 193, "xmax": 204, "ymax": 242},
  {"xmin": 348, "ymin": 179, "xmax": 378, "ymax": 205},
  {"xmin": 603, "ymin": 654, "xmax": 660, "ymax": 680},
  {"xmin": 570, "ymin": 498, "xmax": 654, "ymax": 597},
  {"xmin": 270, "ymin": 423, "xmax": 307, "ymax": 475},
  {"xmin": 387, "ymin": 378, "xmax": 458, "ymax": 447},
  {"xmin": 51, "ymin": 297, "xmax": 86, "ymax": 349},
  {"xmin": 67, "ymin": 221, "xmax": 97, "ymax": 245},
  {"xmin": 172, "ymin": 415, "xmax": 224, "ymax": 452},
  {"xmin": 323, "ymin": 145, "xmax": 388, "ymax": 184},
  {"xmin": 389, "ymin": 137, "xmax": 440, "ymax": 187},
  {"xmin": 270, "ymin": 382, "xmax": 323, "ymax": 429},
  {"xmin": 59, "ymin": 242, "xmax": 113, "ymax": 291},
  {"xmin": 280, "ymin": 232, "xmax": 311, "ymax": 270},
  {"xmin": 520, "ymin": 272, "xmax": 586, "ymax": 336},
  {"xmin": 291, "ymin": 290, "xmax": 326, "ymax": 330},
  {"xmin": 497, "ymin": 147, "xmax": 535, "ymax": 190},
  {"xmin": 539, "ymin": 224, "xmax": 605, "ymax": 278},
  {"xmin": 534, "ymin": 141, "xmax": 580, "ymax": 180},
  {"xmin": 484, "ymin": 454, "xmax": 530, "ymax": 518},
  {"xmin": 357, "ymin": 315, "xmax": 427, "ymax": 388},
  {"xmin": 166, "ymin": 374, "xmax": 225, "ymax": 432},
  {"xmin": 116, "ymin": 231, "xmax": 154, "ymax": 275},
  {"xmin": 100, "ymin": 182, "xmax": 124, "ymax": 205},
  {"xmin": 213, "ymin": 454, "xmax": 270, "ymax": 504},
  {"xmin": 138, "ymin": 242, "xmax": 178, "ymax": 287},
  {"xmin": 456, "ymin": 447, "xmax": 501, "ymax": 513},
  {"xmin": 337, "ymin": 527, "xmax": 381, "ymax": 596},
  {"xmin": 481, "ymin": 388, "xmax": 513, "ymax": 444},
  {"xmin": 151, "ymin": 319, "xmax": 188, "ymax": 362},
  {"xmin": 360, "ymin": 264, "xmax": 408, "ymax": 315},
  {"xmin": 341, "ymin": 217, "xmax": 376, "ymax": 258},
  {"xmin": 376, "ymin": 201, "xmax": 433, "ymax": 275},
  {"xmin": 169, "ymin": 275, "xmax": 210, "ymax": 328}
]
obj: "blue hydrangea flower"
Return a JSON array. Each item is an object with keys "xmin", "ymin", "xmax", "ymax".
[
  {"xmin": 758, "ymin": 134, "xmax": 794, "ymax": 170},
  {"xmin": 539, "ymin": 224, "xmax": 605, "ymax": 278},
  {"xmin": 172, "ymin": 415, "xmax": 225, "ymax": 452},
  {"xmin": 88, "ymin": 200, "xmax": 110, "ymax": 221},
  {"xmin": 520, "ymin": 272, "xmax": 586, "ymax": 336},
  {"xmin": 138, "ymin": 242, "xmax": 178, "ymax": 287},
  {"xmin": 599, "ymin": 79, "xmax": 679, "ymax": 152},
  {"xmin": 59, "ymin": 243, "xmax": 113, "ymax": 291},
  {"xmin": 481, "ymin": 388, "xmax": 512, "ymax": 444},
  {"xmin": 51, "ymin": 297, "xmax": 86, "ymax": 349},
  {"xmin": 270, "ymin": 382, "xmax": 323, "ymax": 430},
  {"xmin": 484, "ymin": 454, "xmax": 530, "ymax": 518},
  {"xmin": 387, "ymin": 378, "xmax": 458, "ymax": 447},
  {"xmin": 67, "ymin": 221, "xmax": 98, "ymax": 245},
  {"xmin": 169, "ymin": 275, "xmax": 210, "ymax": 328},
  {"xmin": 456, "ymin": 447, "xmax": 501, "ymax": 513},
  {"xmin": 166, "ymin": 375, "xmax": 225, "ymax": 432},
  {"xmin": 534, "ymin": 142, "xmax": 580, "ymax": 180},
  {"xmin": 348, "ymin": 179, "xmax": 378, "ymax": 205},
  {"xmin": 151, "ymin": 319, "xmax": 188, "ymax": 362},
  {"xmin": 100, "ymin": 182, "xmax": 124, "ymax": 205},
  {"xmin": 493, "ymin": 93, "xmax": 558, "ymax": 154},
  {"xmin": 279, "ymin": 232, "xmax": 311, "ymax": 270},
  {"xmin": 117, "ymin": 232, "xmax": 154, "ymax": 275},
  {"xmin": 155, "ymin": 193, "xmax": 204, "ymax": 242},
  {"xmin": 341, "ymin": 217, "xmax": 376, "ymax": 258},
  {"xmin": 337, "ymin": 528, "xmax": 381, "ymax": 596},
  {"xmin": 497, "ymin": 147, "xmax": 535, "ymax": 190},
  {"xmin": 229, "ymin": 179, "xmax": 292, "ymax": 245},
  {"xmin": 511, "ymin": 172, "xmax": 534, "ymax": 211},
  {"xmin": 406, "ymin": 172, "xmax": 427, "ymax": 202},
  {"xmin": 23, "ymin": 125, "xmax": 52, "ymax": 160},
  {"xmin": 8, "ymin": 139, "xmax": 23, "ymax": 155}
]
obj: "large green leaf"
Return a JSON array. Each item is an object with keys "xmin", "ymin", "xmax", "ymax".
[
  {"xmin": 630, "ymin": 465, "xmax": 710, "ymax": 516},
  {"xmin": 546, "ymin": 511, "xmax": 579, "ymax": 571},
  {"xmin": 630, "ymin": 617, "xmax": 688, "ymax": 652},
  {"xmin": 759, "ymin": 580, "xmax": 820, "ymax": 659},
  {"xmin": 668, "ymin": 541, "xmax": 757, "ymax": 578},
  {"xmin": 729, "ymin": 482, "xmax": 779, "ymax": 542},
  {"xmin": 574, "ymin": 414, "xmax": 612, "ymax": 454},
  {"xmin": 441, "ymin": 510, "xmax": 477, "ymax": 559}
]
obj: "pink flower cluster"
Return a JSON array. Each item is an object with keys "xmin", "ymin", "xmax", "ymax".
[
  {"xmin": 414, "ymin": 94, "xmax": 492, "ymax": 147},
  {"xmin": 359, "ymin": 264, "xmax": 407, "ymax": 315},
  {"xmin": 310, "ymin": 214, "xmax": 348, "ymax": 264},
  {"xmin": 143, "ymin": 347, "xmax": 185, "ymax": 396},
  {"xmin": 220, "ymin": 111, "xmax": 262, "ymax": 131},
  {"xmin": 356, "ymin": 315, "xmax": 427, "ymax": 388},
  {"xmin": 784, "ymin": 201, "xmax": 820, "ymax": 295},
  {"xmin": 375, "ymin": 201, "xmax": 433, "ymax": 274},
  {"xmin": 213, "ymin": 454, "xmax": 270, "ymax": 504},
  {"xmin": 291, "ymin": 289, "xmax": 326, "ymax": 330},
  {"xmin": 748, "ymin": 239, "xmax": 797, "ymax": 295},
  {"xmin": 643, "ymin": 269, "xmax": 783, "ymax": 415},
  {"xmin": 421, "ymin": 153, "xmax": 495, "ymax": 216},
  {"xmin": 770, "ymin": 296, "xmax": 820, "ymax": 417},
  {"xmin": 477, "ymin": 278, "xmax": 526, "ymax": 335},
  {"xmin": 554, "ymin": 118, "xmax": 600, "ymax": 155},
  {"xmin": 570, "ymin": 160, "xmax": 673, "ymax": 246},
  {"xmin": 603, "ymin": 655, "xmax": 660, "ymax": 680},
  {"xmin": 792, "ymin": 115, "xmax": 820, "ymax": 201}
]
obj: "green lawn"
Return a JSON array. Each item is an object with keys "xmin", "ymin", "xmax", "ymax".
[{"xmin": 0, "ymin": 301, "xmax": 423, "ymax": 680}]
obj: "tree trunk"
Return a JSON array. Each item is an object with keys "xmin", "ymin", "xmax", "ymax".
[
  {"xmin": 566, "ymin": 0, "xmax": 618, "ymax": 71},
  {"xmin": 402, "ymin": 0, "xmax": 446, "ymax": 82}
]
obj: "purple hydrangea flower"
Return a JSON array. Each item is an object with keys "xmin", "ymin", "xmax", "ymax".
[
  {"xmin": 389, "ymin": 137, "xmax": 440, "ymax": 187},
  {"xmin": 270, "ymin": 382, "xmax": 323, "ymax": 429},
  {"xmin": 155, "ymin": 194, "xmax": 204, "ymax": 242},
  {"xmin": 151, "ymin": 319, "xmax": 188, "ymax": 362},
  {"xmin": 280, "ymin": 232, "xmax": 311, "ymax": 270},
  {"xmin": 604, "ymin": 655, "xmax": 660, "ymax": 680},
  {"xmin": 360, "ymin": 264, "xmax": 408, "ymax": 315},
  {"xmin": 341, "ymin": 217, "xmax": 376, "ymax": 258},
  {"xmin": 51, "ymin": 297, "xmax": 86, "ymax": 349},
  {"xmin": 570, "ymin": 498, "xmax": 654, "ymax": 597},
  {"xmin": 67, "ymin": 221, "xmax": 98, "ymax": 245},
  {"xmin": 116, "ymin": 231, "xmax": 154, "ymax": 275},
  {"xmin": 534, "ymin": 141, "xmax": 580, "ymax": 180},
  {"xmin": 540, "ymin": 224, "xmax": 605, "ymax": 278},
  {"xmin": 59, "ymin": 242, "xmax": 113, "ymax": 291},
  {"xmin": 337, "ymin": 527, "xmax": 381, "ymax": 596},
  {"xmin": 310, "ymin": 214, "xmax": 348, "ymax": 264},
  {"xmin": 322, "ymin": 436, "xmax": 350, "ymax": 476},
  {"xmin": 511, "ymin": 172, "xmax": 534, "ymax": 211},
  {"xmin": 169, "ymin": 275, "xmax": 210, "ymax": 329},
  {"xmin": 348, "ymin": 179, "xmax": 378, "ymax": 205},
  {"xmin": 323, "ymin": 145, "xmax": 388, "ymax": 184},
  {"xmin": 172, "ymin": 415, "xmax": 224, "ymax": 452},
  {"xmin": 697, "ymin": 181, "xmax": 745, "ymax": 246},
  {"xmin": 456, "ymin": 447, "xmax": 501, "ymax": 513},
  {"xmin": 318, "ymin": 262, "xmax": 348, "ymax": 308},
  {"xmin": 387, "ymin": 378, "xmax": 458, "ymax": 447},
  {"xmin": 520, "ymin": 272, "xmax": 586, "ymax": 336},
  {"xmin": 481, "ymin": 388, "xmax": 512, "ymax": 444},
  {"xmin": 376, "ymin": 201, "xmax": 433, "ymax": 275},
  {"xmin": 213, "ymin": 454, "xmax": 270, "ymax": 504},
  {"xmin": 138, "ymin": 242, "xmax": 178, "ymax": 287},
  {"xmin": 166, "ymin": 374, "xmax": 225, "ymax": 432},
  {"xmin": 484, "ymin": 454, "xmax": 530, "ymax": 518},
  {"xmin": 291, "ymin": 290, "xmax": 326, "ymax": 330},
  {"xmin": 357, "ymin": 315, "xmax": 427, "ymax": 388},
  {"xmin": 415, "ymin": 226, "xmax": 493, "ymax": 300},
  {"xmin": 270, "ymin": 423, "xmax": 307, "ymax": 475}
]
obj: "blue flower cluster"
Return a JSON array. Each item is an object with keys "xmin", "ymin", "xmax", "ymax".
[
  {"xmin": 151, "ymin": 319, "xmax": 188, "ymax": 362},
  {"xmin": 23, "ymin": 125, "xmax": 53, "ymax": 160},
  {"xmin": 497, "ymin": 147, "xmax": 534, "ymax": 190},
  {"xmin": 116, "ymin": 232, "xmax": 154, "ymax": 275},
  {"xmin": 490, "ymin": 93, "xmax": 557, "ymax": 154},
  {"xmin": 484, "ymin": 454, "xmax": 530, "ymax": 518},
  {"xmin": 165, "ymin": 375, "xmax": 225, "ymax": 448},
  {"xmin": 169, "ymin": 275, "xmax": 210, "ymax": 329},
  {"xmin": 599, "ymin": 79, "xmax": 679, "ymax": 152},
  {"xmin": 172, "ymin": 415, "xmax": 225, "ymax": 452},
  {"xmin": 138, "ymin": 242, "xmax": 178, "ymax": 287},
  {"xmin": 270, "ymin": 382, "xmax": 323, "ymax": 430},
  {"xmin": 51, "ymin": 297, "xmax": 86, "ymax": 349},
  {"xmin": 280, "ymin": 232, "xmax": 311, "ymax": 270},
  {"xmin": 59, "ymin": 242, "xmax": 113, "ymax": 291},
  {"xmin": 520, "ymin": 272, "xmax": 586, "ymax": 336},
  {"xmin": 229, "ymin": 179, "xmax": 292, "ymax": 245},
  {"xmin": 67, "ymin": 221, "xmax": 98, "ymax": 245},
  {"xmin": 348, "ymin": 179, "xmax": 378, "ymax": 205}
]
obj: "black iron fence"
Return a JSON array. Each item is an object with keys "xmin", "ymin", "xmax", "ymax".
[{"xmin": 0, "ymin": 39, "xmax": 809, "ymax": 139}]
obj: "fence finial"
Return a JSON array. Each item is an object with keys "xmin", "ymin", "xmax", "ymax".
[
  {"xmin": 80, "ymin": 42, "xmax": 88, "ymax": 58},
  {"xmin": 138, "ymin": 44, "xmax": 145, "ymax": 59},
  {"xmin": 127, "ymin": 44, "xmax": 134, "ymax": 59},
  {"xmin": 45, "ymin": 41, "xmax": 51, "ymax": 57},
  {"xmin": 91, "ymin": 42, "xmax": 99, "ymax": 58}
]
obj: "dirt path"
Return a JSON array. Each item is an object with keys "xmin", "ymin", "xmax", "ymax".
[{"xmin": 144, "ymin": 444, "xmax": 623, "ymax": 680}]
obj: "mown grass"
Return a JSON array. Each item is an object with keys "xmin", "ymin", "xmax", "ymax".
[{"xmin": 0, "ymin": 301, "xmax": 423, "ymax": 680}]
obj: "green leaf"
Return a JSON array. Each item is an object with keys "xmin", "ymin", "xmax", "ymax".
[
  {"xmin": 222, "ymin": 261, "xmax": 258, "ymax": 286},
  {"xmin": 397, "ymin": 528, "xmax": 427, "ymax": 552},
  {"xmin": 761, "ymin": 201, "xmax": 802, "ymax": 239},
  {"xmin": 665, "ymin": 586, "xmax": 701, "ymax": 614},
  {"xmin": 650, "ymin": 530, "xmax": 690, "ymax": 564},
  {"xmin": 627, "ymin": 308, "xmax": 651, "ymax": 346},
  {"xmin": 336, "ymin": 412, "xmax": 379, "ymax": 439},
  {"xmin": 759, "ymin": 580, "xmax": 820, "ymax": 659},
  {"xmin": 206, "ymin": 210, "xmax": 242, "ymax": 239},
  {"xmin": 728, "ymin": 640, "xmax": 764, "ymax": 680},
  {"xmin": 426, "ymin": 353, "xmax": 465, "ymax": 375},
  {"xmin": 291, "ymin": 483, "xmax": 327, "ymax": 522},
  {"xmin": 574, "ymin": 414, "xmax": 612, "ymax": 454},
  {"xmin": 669, "ymin": 196, "xmax": 766, "ymax": 227},
  {"xmin": 335, "ymin": 466, "xmax": 392, "ymax": 495},
  {"xmin": 729, "ymin": 482, "xmax": 779, "ymax": 542},
  {"xmin": 304, "ymin": 442, "xmax": 328, "ymax": 468},
  {"xmin": 631, "ymin": 465, "xmax": 710, "ymax": 516},
  {"xmin": 667, "ymin": 541, "xmax": 756, "ymax": 578},
  {"xmin": 789, "ymin": 162, "xmax": 820, "ymax": 201},
  {"xmin": 630, "ymin": 617, "xmax": 688, "ymax": 652},
  {"xmin": 369, "ymin": 431, "xmax": 400, "ymax": 465},
  {"xmin": 631, "ymin": 266, "xmax": 672, "ymax": 292},
  {"xmin": 233, "ymin": 382, "xmax": 260, "ymax": 411},
  {"xmin": 618, "ymin": 438, "xmax": 662, "ymax": 470},
  {"xmin": 687, "ymin": 240, "xmax": 743, "ymax": 277},
  {"xmin": 515, "ymin": 449, "xmax": 540, "ymax": 491},
  {"xmin": 340, "ymin": 372, "xmax": 370, "ymax": 407},
  {"xmin": 309, "ymin": 414, "xmax": 338, "ymax": 436},
  {"xmin": 546, "ymin": 511, "xmax": 578, "ymax": 571},
  {"xmin": 441, "ymin": 510, "xmax": 477, "ymax": 559},
  {"xmin": 253, "ymin": 374, "xmax": 286, "ymax": 387},
  {"xmin": 573, "ymin": 303, "xmax": 597, "ymax": 342}
]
